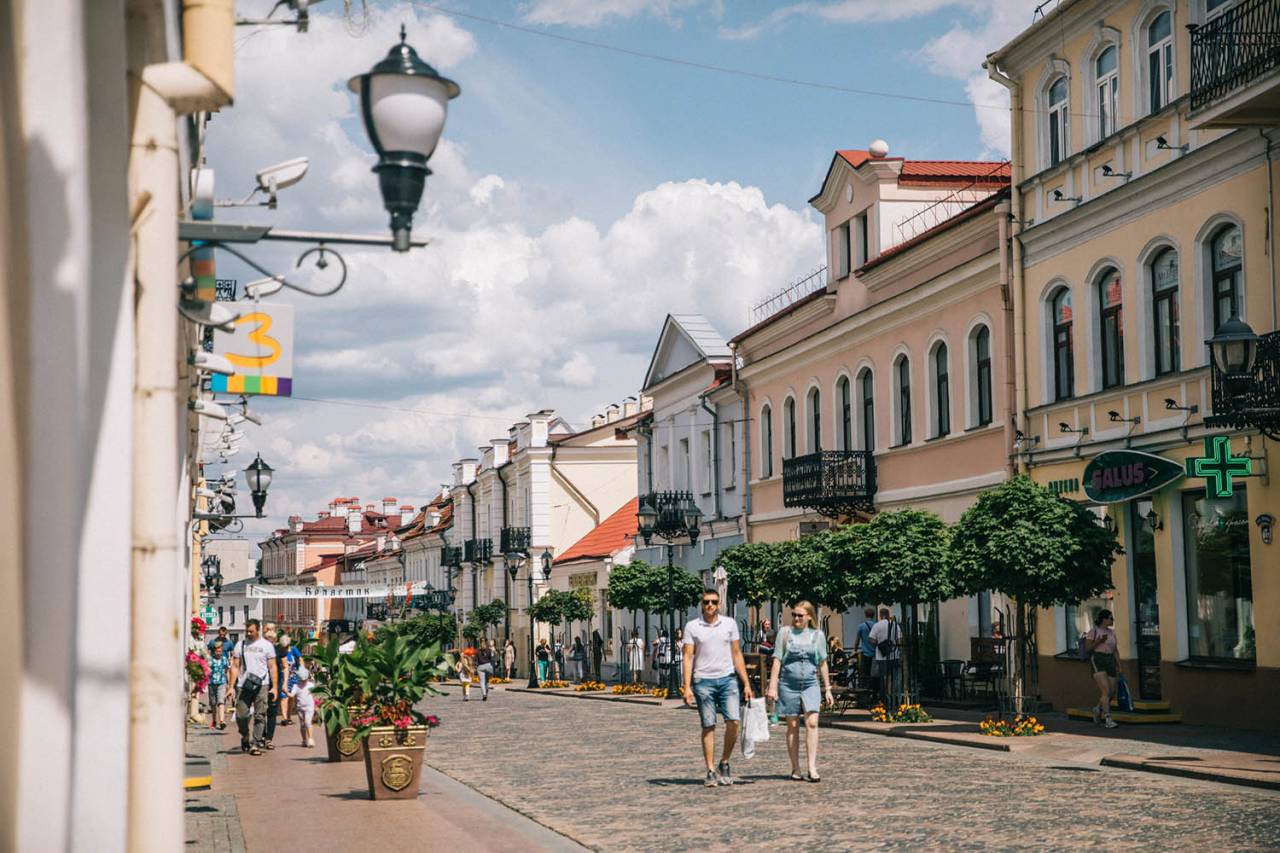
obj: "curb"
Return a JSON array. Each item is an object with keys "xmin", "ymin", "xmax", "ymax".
[
  {"xmin": 507, "ymin": 687, "xmax": 677, "ymax": 707},
  {"xmin": 1100, "ymin": 755, "xmax": 1280, "ymax": 792}
]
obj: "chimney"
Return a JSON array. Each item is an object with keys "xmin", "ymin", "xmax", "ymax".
[
  {"xmin": 382, "ymin": 497, "xmax": 397, "ymax": 516},
  {"xmin": 459, "ymin": 459, "xmax": 478, "ymax": 484},
  {"xmin": 289, "ymin": 515, "xmax": 302, "ymax": 533},
  {"xmin": 606, "ymin": 403, "xmax": 621, "ymax": 423},
  {"xmin": 365, "ymin": 503, "xmax": 376, "ymax": 514},
  {"xmin": 427, "ymin": 508, "xmax": 441, "ymax": 527},
  {"xmin": 347, "ymin": 509, "xmax": 360, "ymax": 535},
  {"xmin": 639, "ymin": 395, "xmax": 654, "ymax": 411},
  {"xmin": 491, "ymin": 438, "xmax": 510, "ymax": 467},
  {"xmin": 591, "ymin": 414, "xmax": 606, "ymax": 428},
  {"xmin": 527, "ymin": 410, "xmax": 553, "ymax": 448},
  {"xmin": 318, "ymin": 511, "xmax": 330, "ymax": 519},
  {"xmin": 400, "ymin": 504, "xmax": 415, "ymax": 518},
  {"xmin": 623, "ymin": 396, "xmax": 639, "ymax": 417}
]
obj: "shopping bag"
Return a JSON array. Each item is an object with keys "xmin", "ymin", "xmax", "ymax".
[
  {"xmin": 1116, "ymin": 673, "xmax": 1134, "ymax": 712},
  {"xmin": 741, "ymin": 697, "xmax": 769, "ymax": 759}
]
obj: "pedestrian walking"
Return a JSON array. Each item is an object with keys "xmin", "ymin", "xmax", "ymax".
[
  {"xmin": 553, "ymin": 636, "xmax": 565, "ymax": 680},
  {"xmin": 277, "ymin": 633, "xmax": 301, "ymax": 725},
  {"xmin": 854, "ymin": 606, "xmax": 877, "ymax": 689},
  {"xmin": 626, "ymin": 630, "xmax": 645, "ymax": 683},
  {"xmin": 682, "ymin": 589, "xmax": 754, "ymax": 787},
  {"xmin": 867, "ymin": 608, "xmax": 901, "ymax": 707},
  {"xmin": 766, "ymin": 601, "xmax": 834, "ymax": 782},
  {"xmin": 207, "ymin": 625, "xmax": 231, "ymax": 655},
  {"xmin": 571, "ymin": 637, "xmax": 587, "ymax": 682},
  {"xmin": 228, "ymin": 619, "xmax": 277, "ymax": 756},
  {"xmin": 536, "ymin": 639, "xmax": 552, "ymax": 683},
  {"xmin": 476, "ymin": 639, "xmax": 496, "ymax": 700},
  {"xmin": 207, "ymin": 639, "xmax": 230, "ymax": 731},
  {"xmin": 1085, "ymin": 609, "xmax": 1120, "ymax": 729},
  {"xmin": 458, "ymin": 648, "xmax": 476, "ymax": 700},
  {"xmin": 258, "ymin": 623, "xmax": 284, "ymax": 749},
  {"xmin": 590, "ymin": 630, "xmax": 604, "ymax": 681},
  {"xmin": 503, "ymin": 638, "xmax": 517, "ymax": 679},
  {"xmin": 290, "ymin": 666, "xmax": 316, "ymax": 747}
]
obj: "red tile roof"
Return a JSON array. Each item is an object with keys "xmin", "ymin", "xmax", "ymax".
[
  {"xmin": 554, "ymin": 497, "xmax": 638, "ymax": 564},
  {"xmin": 899, "ymin": 160, "xmax": 1010, "ymax": 185}
]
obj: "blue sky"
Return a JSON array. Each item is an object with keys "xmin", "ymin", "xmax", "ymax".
[{"xmin": 208, "ymin": 0, "xmax": 1025, "ymax": 538}]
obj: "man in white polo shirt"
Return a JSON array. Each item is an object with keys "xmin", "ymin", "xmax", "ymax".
[{"xmin": 682, "ymin": 588, "xmax": 753, "ymax": 787}]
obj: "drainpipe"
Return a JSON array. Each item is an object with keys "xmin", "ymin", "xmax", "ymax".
[
  {"xmin": 1264, "ymin": 130, "xmax": 1278, "ymax": 329},
  {"xmin": 986, "ymin": 60, "xmax": 1028, "ymax": 475},
  {"xmin": 699, "ymin": 392, "xmax": 722, "ymax": 519},
  {"xmin": 729, "ymin": 342, "xmax": 752, "ymax": 540},
  {"xmin": 549, "ymin": 445, "xmax": 600, "ymax": 525},
  {"xmin": 996, "ymin": 198, "xmax": 1016, "ymax": 478}
]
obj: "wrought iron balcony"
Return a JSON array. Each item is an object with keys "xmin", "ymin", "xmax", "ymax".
[
  {"xmin": 782, "ymin": 450, "xmax": 877, "ymax": 517},
  {"xmin": 441, "ymin": 545, "xmax": 464, "ymax": 567},
  {"xmin": 500, "ymin": 526, "xmax": 531, "ymax": 556},
  {"xmin": 1190, "ymin": 0, "xmax": 1280, "ymax": 121},
  {"xmin": 1206, "ymin": 329, "xmax": 1280, "ymax": 439},
  {"xmin": 465, "ymin": 538, "xmax": 493, "ymax": 564}
]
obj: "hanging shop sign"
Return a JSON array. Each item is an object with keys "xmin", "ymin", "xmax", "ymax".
[
  {"xmin": 1083, "ymin": 450, "xmax": 1184, "ymax": 503},
  {"xmin": 1186, "ymin": 435, "xmax": 1252, "ymax": 498},
  {"xmin": 210, "ymin": 302, "xmax": 294, "ymax": 397},
  {"xmin": 247, "ymin": 581, "xmax": 433, "ymax": 600}
]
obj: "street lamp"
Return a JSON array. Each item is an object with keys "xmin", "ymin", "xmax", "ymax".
[
  {"xmin": 505, "ymin": 550, "xmax": 528, "ymax": 680},
  {"xmin": 637, "ymin": 492, "xmax": 701, "ymax": 699},
  {"xmin": 202, "ymin": 554, "xmax": 223, "ymax": 598},
  {"xmin": 1208, "ymin": 316, "xmax": 1260, "ymax": 377},
  {"xmin": 243, "ymin": 454, "xmax": 274, "ymax": 518},
  {"xmin": 348, "ymin": 25, "xmax": 460, "ymax": 252}
]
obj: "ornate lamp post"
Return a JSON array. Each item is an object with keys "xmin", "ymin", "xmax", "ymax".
[
  {"xmin": 348, "ymin": 26, "xmax": 460, "ymax": 251},
  {"xmin": 243, "ymin": 454, "xmax": 273, "ymax": 518},
  {"xmin": 637, "ymin": 492, "xmax": 701, "ymax": 698},
  {"xmin": 1206, "ymin": 316, "xmax": 1280, "ymax": 439}
]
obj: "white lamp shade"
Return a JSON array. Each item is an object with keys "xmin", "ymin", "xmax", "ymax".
[{"xmin": 366, "ymin": 73, "xmax": 450, "ymax": 158}]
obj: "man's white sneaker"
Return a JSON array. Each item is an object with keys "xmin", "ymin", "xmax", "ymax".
[
  {"xmin": 704, "ymin": 770, "xmax": 719, "ymax": 788},
  {"xmin": 1104, "ymin": 716, "xmax": 1119, "ymax": 729},
  {"xmin": 717, "ymin": 761, "xmax": 734, "ymax": 786}
]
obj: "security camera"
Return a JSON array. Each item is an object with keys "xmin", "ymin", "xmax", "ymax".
[
  {"xmin": 245, "ymin": 276, "xmax": 285, "ymax": 300},
  {"xmin": 220, "ymin": 472, "xmax": 237, "ymax": 484},
  {"xmin": 227, "ymin": 414, "xmax": 246, "ymax": 426},
  {"xmin": 179, "ymin": 299, "xmax": 240, "ymax": 331},
  {"xmin": 191, "ymin": 399, "xmax": 229, "ymax": 420},
  {"xmin": 256, "ymin": 157, "xmax": 309, "ymax": 208},
  {"xmin": 190, "ymin": 351, "xmax": 235, "ymax": 375},
  {"xmin": 222, "ymin": 429, "xmax": 245, "ymax": 442},
  {"xmin": 196, "ymin": 486, "xmax": 218, "ymax": 499}
]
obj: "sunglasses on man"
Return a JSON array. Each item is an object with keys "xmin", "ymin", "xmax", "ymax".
[{"xmin": 701, "ymin": 598, "xmax": 719, "ymax": 607}]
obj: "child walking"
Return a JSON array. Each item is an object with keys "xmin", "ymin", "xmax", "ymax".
[{"xmin": 290, "ymin": 667, "xmax": 317, "ymax": 747}]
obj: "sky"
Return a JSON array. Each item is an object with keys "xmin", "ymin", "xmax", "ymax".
[{"xmin": 206, "ymin": 0, "xmax": 1035, "ymax": 546}]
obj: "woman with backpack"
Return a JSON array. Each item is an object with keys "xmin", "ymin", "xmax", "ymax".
[{"xmin": 1084, "ymin": 609, "xmax": 1120, "ymax": 729}]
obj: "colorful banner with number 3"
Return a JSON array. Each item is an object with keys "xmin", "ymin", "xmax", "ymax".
[{"xmin": 210, "ymin": 302, "xmax": 294, "ymax": 397}]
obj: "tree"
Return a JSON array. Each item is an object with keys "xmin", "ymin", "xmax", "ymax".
[
  {"xmin": 463, "ymin": 598, "xmax": 506, "ymax": 642},
  {"xmin": 377, "ymin": 612, "xmax": 455, "ymax": 650},
  {"xmin": 560, "ymin": 588, "xmax": 594, "ymax": 624},
  {"xmin": 767, "ymin": 533, "xmax": 849, "ymax": 611},
  {"xmin": 950, "ymin": 475, "xmax": 1123, "ymax": 711},
  {"xmin": 715, "ymin": 542, "xmax": 778, "ymax": 609},
  {"xmin": 529, "ymin": 589, "xmax": 567, "ymax": 627},
  {"xmin": 605, "ymin": 560, "xmax": 652, "ymax": 613},
  {"xmin": 643, "ymin": 563, "xmax": 704, "ymax": 616}
]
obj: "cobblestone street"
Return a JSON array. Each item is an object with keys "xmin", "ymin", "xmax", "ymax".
[{"xmin": 424, "ymin": 690, "xmax": 1280, "ymax": 852}]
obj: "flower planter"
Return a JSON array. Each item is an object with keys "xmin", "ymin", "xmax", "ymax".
[
  {"xmin": 325, "ymin": 723, "xmax": 364, "ymax": 762},
  {"xmin": 362, "ymin": 725, "xmax": 428, "ymax": 800}
]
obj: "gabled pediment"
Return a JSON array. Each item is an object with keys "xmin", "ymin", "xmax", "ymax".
[{"xmin": 642, "ymin": 314, "xmax": 731, "ymax": 390}]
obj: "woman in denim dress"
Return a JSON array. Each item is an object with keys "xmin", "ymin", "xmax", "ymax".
[{"xmin": 766, "ymin": 601, "xmax": 834, "ymax": 782}]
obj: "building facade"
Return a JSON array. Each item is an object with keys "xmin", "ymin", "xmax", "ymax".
[{"xmin": 988, "ymin": 0, "xmax": 1280, "ymax": 728}]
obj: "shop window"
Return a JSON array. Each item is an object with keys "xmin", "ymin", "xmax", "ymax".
[
  {"xmin": 1182, "ymin": 489, "xmax": 1255, "ymax": 661},
  {"xmin": 1098, "ymin": 268, "xmax": 1125, "ymax": 388}
]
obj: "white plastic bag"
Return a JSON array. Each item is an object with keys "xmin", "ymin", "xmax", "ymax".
[{"xmin": 741, "ymin": 697, "xmax": 769, "ymax": 759}]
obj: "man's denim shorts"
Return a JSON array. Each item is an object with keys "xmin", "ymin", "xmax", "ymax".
[{"xmin": 692, "ymin": 675, "xmax": 740, "ymax": 729}]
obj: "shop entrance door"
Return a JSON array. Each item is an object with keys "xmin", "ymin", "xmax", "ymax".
[{"xmin": 1130, "ymin": 499, "xmax": 1162, "ymax": 699}]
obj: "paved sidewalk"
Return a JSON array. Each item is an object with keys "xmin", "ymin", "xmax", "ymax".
[{"xmin": 183, "ymin": 721, "xmax": 587, "ymax": 852}]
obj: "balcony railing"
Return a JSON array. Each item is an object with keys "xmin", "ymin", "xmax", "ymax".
[
  {"xmin": 782, "ymin": 450, "xmax": 877, "ymax": 517},
  {"xmin": 465, "ymin": 538, "xmax": 493, "ymax": 564},
  {"xmin": 1190, "ymin": 0, "xmax": 1280, "ymax": 111},
  {"xmin": 500, "ymin": 526, "xmax": 531, "ymax": 556},
  {"xmin": 441, "ymin": 545, "xmax": 464, "ymax": 567}
]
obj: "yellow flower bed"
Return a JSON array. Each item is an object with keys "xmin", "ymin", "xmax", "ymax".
[
  {"xmin": 575, "ymin": 681, "xmax": 606, "ymax": 692},
  {"xmin": 611, "ymin": 684, "xmax": 670, "ymax": 697},
  {"xmin": 537, "ymin": 680, "xmax": 570, "ymax": 689},
  {"xmin": 869, "ymin": 703, "xmax": 933, "ymax": 723},
  {"xmin": 980, "ymin": 715, "xmax": 1046, "ymax": 737}
]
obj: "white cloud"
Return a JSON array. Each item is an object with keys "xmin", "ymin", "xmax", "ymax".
[{"xmin": 522, "ymin": 0, "xmax": 708, "ymax": 27}]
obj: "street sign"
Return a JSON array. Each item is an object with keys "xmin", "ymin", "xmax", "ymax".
[
  {"xmin": 210, "ymin": 301, "xmax": 294, "ymax": 396},
  {"xmin": 1186, "ymin": 435, "xmax": 1252, "ymax": 498},
  {"xmin": 1083, "ymin": 450, "xmax": 1184, "ymax": 503}
]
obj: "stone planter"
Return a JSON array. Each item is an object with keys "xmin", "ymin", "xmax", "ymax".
[
  {"xmin": 362, "ymin": 726, "xmax": 428, "ymax": 800},
  {"xmin": 325, "ymin": 723, "xmax": 363, "ymax": 762}
]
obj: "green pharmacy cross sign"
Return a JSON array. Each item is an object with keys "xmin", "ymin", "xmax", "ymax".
[{"xmin": 1186, "ymin": 435, "xmax": 1252, "ymax": 498}]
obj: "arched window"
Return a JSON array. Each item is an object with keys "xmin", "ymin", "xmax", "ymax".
[
  {"xmin": 1151, "ymin": 249, "xmax": 1180, "ymax": 375},
  {"xmin": 760, "ymin": 405, "xmax": 773, "ymax": 478},
  {"xmin": 807, "ymin": 387, "xmax": 822, "ymax": 453},
  {"xmin": 1048, "ymin": 76, "xmax": 1069, "ymax": 167},
  {"xmin": 1096, "ymin": 46, "xmax": 1119, "ymax": 138},
  {"xmin": 895, "ymin": 355, "xmax": 912, "ymax": 445},
  {"xmin": 1052, "ymin": 288, "xmax": 1075, "ymax": 400},
  {"xmin": 973, "ymin": 326, "xmax": 993, "ymax": 426},
  {"xmin": 932, "ymin": 343, "xmax": 951, "ymax": 438},
  {"xmin": 1147, "ymin": 11, "xmax": 1174, "ymax": 113},
  {"xmin": 1098, "ymin": 268, "xmax": 1125, "ymax": 388},
  {"xmin": 837, "ymin": 376, "xmax": 852, "ymax": 451},
  {"xmin": 1211, "ymin": 224, "xmax": 1244, "ymax": 331},
  {"xmin": 858, "ymin": 369, "xmax": 875, "ymax": 453},
  {"xmin": 783, "ymin": 397, "xmax": 797, "ymax": 459}
]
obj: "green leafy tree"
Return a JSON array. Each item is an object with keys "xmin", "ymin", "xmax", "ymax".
[
  {"xmin": 642, "ymin": 561, "xmax": 704, "ymax": 615},
  {"xmin": 377, "ymin": 612, "xmax": 456, "ymax": 650},
  {"xmin": 529, "ymin": 589, "xmax": 567, "ymax": 626},
  {"xmin": 463, "ymin": 598, "xmax": 507, "ymax": 642},
  {"xmin": 605, "ymin": 560, "xmax": 653, "ymax": 612},
  {"xmin": 767, "ymin": 533, "xmax": 849, "ymax": 610},
  {"xmin": 829, "ymin": 510, "xmax": 954, "ymax": 605},
  {"xmin": 560, "ymin": 587, "xmax": 594, "ymax": 624},
  {"xmin": 715, "ymin": 542, "xmax": 778, "ymax": 608}
]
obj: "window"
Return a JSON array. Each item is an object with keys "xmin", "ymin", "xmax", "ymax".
[
  {"xmin": 761, "ymin": 405, "xmax": 773, "ymax": 478},
  {"xmin": 783, "ymin": 397, "xmax": 796, "ymax": 459},
  {"xmin": 894, "ymin": 356, "xmax": 912, "ymax": 445},
  {"xmin": 1211, "ymin": 224, "xmax": 1243, "ymax": 331},
  {"xmin": 837, "ymin": 376, "xmax": 852, "ymax": 450},
  {"xmin": 1183, "ymin": 488, "xmax": 1255, "ymax": 661},
  {"xmin": 1048, "ymin": 76, "xmax": 1070, "ymax": 166},
  {"xmin": 1096, "ymin": 46, "xmax": 1119, "ymax": 139},
  {"xmin": 1098, "ymin": 268, "xmax": 1125, "ymax": 388},
  {"xmin": 974, "ymin": 326, "xmax": 993, "ymax": 426},
  {"xmin": 1147, "ymin": 11, "xmax": 1174, "ymax": 113},
  {"xmin": 835, "ymin": 222, "xmax": 851, "ymax": 278},
  {"xmin": 700, "ymin": 430, "xmax": 712, "ymax": 493},
  {"xmin": 678, "ymin": 439, "xmax": 690, "ymax": 490},
  {"xmin": 1151, "ymin": 249, "xmax": 1180, "ymax": 375},
  {"xmin": 854, "ymin": 212, "xmax": 869, "ymax": 267},
  {"xmin": 933, "ymin": 343, "xmax": 950, "ymax": 438},
  {"xmin": 858, "ymin": 369, "xmax": 875, "ymax": 452},
  {"xmin": 1052, "ymin": 288, "xmax": 1075, "ymax": 400},
  {"xmin": 807, "ymin": 387, "xmax": 822, "ymax": 453},
  {"xmin": 658, "ymin": 445, "xmax": 670, "ymax": 489},
  {"xmin": 723, "ymin": 422, "xmax": 736, "ymax": 488},
  {"xmin": 1064, "ymin": 597, "xmax": 1111, "ymax": 653}
]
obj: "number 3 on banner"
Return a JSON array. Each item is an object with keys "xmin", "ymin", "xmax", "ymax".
[{"xmin": 225, "ymin": 312, "xmax": 282, "ymax": 368}]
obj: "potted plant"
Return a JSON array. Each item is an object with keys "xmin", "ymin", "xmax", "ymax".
[
  {"xmin": 308, "ymin": 636, "xmax": 364, "ymax": 763},
  {"xmin": 350, "ymin": 632, "xmax": 453, "ymax": 800}
]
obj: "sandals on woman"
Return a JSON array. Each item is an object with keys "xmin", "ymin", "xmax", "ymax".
[{"xmin": 790, "ymin": 771, "xmax": 804, "ymax": 781}]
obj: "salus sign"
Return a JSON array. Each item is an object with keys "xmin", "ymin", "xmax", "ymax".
[{"xmin": 1083, "ymin": 450, "xmax": 1184, "ymax": 503}]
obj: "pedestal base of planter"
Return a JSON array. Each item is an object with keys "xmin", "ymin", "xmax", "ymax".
[
  {"xmin": 362, "ymin": 726, "xmax": 427, "ymax": 799},
  {"xmin": 325, "ymin": 724, "xmax": 363, "ymax": 762}
]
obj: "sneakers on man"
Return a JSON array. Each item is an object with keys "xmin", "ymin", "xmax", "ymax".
[
  {"xmin": 1103, "ymin": 716, "xmax": 1119, "ymax": 729},
  {"xmin": 704, "ymin": 770, "xmax": 719, "ymax": 788},
  {"xmin": 717, "ymin": 761, "xmax": 733, "ymax": 786}
]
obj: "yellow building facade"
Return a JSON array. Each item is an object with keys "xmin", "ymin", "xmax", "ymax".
[{"xmin": 988, "ymin": 0, "xmax": 1279, "ymax": 728}]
